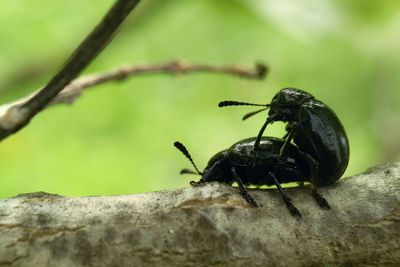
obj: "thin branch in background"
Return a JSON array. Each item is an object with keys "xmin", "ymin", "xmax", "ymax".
[
  {"xmin": 0, "ymin": 0, "xmax": 267, "ymax": 144},
  {"xmin": 0, "ymin": 58, "xmax": 267, "ymax": 142},
  {"xmin": 0, "ymin": 0, "xmax": 141, "ymax": 141},
  {"xmin": 23, "ymin": 0, "xmax": 141, "ymax": 114},
  {"xmin": 48, "ymin": 61, "xmax": 268, "ymax": 106}
]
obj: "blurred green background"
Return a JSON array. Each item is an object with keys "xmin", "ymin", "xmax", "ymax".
[{"xmin": 1, "ymin": 0, "xmax": 400, "ymax": 198}]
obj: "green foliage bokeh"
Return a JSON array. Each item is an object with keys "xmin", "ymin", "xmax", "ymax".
[{"xmin": 1, "ymin": 0, "xmax": 400, "ymax": 198}]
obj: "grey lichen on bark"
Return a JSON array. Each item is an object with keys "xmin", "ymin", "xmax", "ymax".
[{"xmin": 0, "ymin": 162, "xmax": 399, "ymax": 266}]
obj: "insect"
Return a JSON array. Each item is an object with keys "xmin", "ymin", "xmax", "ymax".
[
  {"xmin": 174, "ymin": 136, "xmax": 330, "ymax": 217},
  {"xmin": 218, "ymin": 88, "xmax": 350, "ymax": 193}
]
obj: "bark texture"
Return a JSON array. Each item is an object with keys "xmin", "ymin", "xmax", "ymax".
[{"xmin": 0, "ymin": 162, "xmax": 399, "ymax": 266}]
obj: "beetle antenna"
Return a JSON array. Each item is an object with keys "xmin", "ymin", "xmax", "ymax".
[
  {"xmin": 218, "ymin": 101, "xmax": 268, "ymax": 107},
  {"xmin": 173, "ymin": 141, "xmax": 203, "ymax": 175},
  {"xmin": 180, "ymin": 168, "xmax": 200, "ymax": 175},
  {"xmin": 242, "ymin": 107, "xmax": 269, "ymax": 120}
]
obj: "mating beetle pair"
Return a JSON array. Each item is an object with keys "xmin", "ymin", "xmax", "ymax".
[{"xmin": 175, "ymin": 88, "xmax": 349, "ymax": 216}]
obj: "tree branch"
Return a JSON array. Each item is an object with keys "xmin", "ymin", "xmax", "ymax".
[
  {"xmin": 0, "ymin": 162, "xmax": 399, "ymax": 266},
  {"xmin": 47, "ymin": 61, "xmax": 267, "ymax": 106},
  {"xmin": 0, "ymin": 0, "xmax": 267, "ymax": 143},
  {"xmin": 23, "ymin": 0, "xmax": 141, "ymax": 114},
  {"xmin": 0, "ymin": 0, "xmax": 141, "ymax": 141},
  {"xmin": 0, "ymin": 60, "xmax": 266, "ymax": 142}
]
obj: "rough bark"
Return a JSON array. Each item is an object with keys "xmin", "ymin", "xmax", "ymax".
[{"xmin": 0, "ymin": 162, "xmax": 399, "ymax": 266}]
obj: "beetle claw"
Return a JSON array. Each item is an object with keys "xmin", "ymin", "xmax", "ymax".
[
  {"xmin": 313, "ymin": 191, "xmax": 331, "ymax": 209},
  {"xmin": 243, "ymin": 193, "xmax": 258, "ymax": 207},
  {"xmin": 286, "ymin": 202, "xmax": 302, "ymax": 217}
]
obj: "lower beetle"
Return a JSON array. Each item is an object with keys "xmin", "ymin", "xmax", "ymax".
[{"xmin": 174, "ymin": 136, "xmax": 330, "ymax": 217}]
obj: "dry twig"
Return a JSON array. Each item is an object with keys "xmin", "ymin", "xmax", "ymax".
[
  {"xmin": 0, "ymin": 0, "xmax": 266, "ymax": 143},
  {"xmin": 0, "ymin": 0, "xmax": 141, "ymax": 141},
  {"xmin": 47, "ymin": 61, "xmax": 267, "ymax": 106}
]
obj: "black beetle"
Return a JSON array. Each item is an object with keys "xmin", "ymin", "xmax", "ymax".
[
  {"xmin": 219, "ymin": 88, "xmax": 350, "ymax": 191},
  {"xmin": 174, "ymin": 136, "xmax": 331, "ymax": 217}
]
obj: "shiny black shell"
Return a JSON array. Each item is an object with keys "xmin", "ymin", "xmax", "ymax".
[
  {"xmin": 268, "ymin": 88, "xmax": 350, "ymax": 186},
  {"xmin": 202, "ymin": 137, "xmax": 310, "ymax": 186},
  {"xmin": 294, "ymin": 100, "xmax": 349, "ymax": 186}
]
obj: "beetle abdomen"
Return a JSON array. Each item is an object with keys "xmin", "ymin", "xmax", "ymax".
[{"xmin": 296, "ymin": 100, "xmax": 350, "ymax": 186}]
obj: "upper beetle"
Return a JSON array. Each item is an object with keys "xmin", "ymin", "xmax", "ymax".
[
  {"xmin": 174, "ymin": 136, "xmax": 330, "ymax": 217},
  {"xmin": 219, "ymin": 88, "xmax": 350, "ymax": 189}
]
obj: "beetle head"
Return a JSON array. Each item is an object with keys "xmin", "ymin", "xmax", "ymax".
[
  {"xmin": 218, "ymin": 88, "xmax": 313, "ymax": 122},
  {"xmin": 267, "ymin": 88, "xmax": 314, "ymax": 122},
  {"xmin": 199, "ymin": 150, "xmax": 232, "ymax": 184},
  {"xmin": 174, "ymin": 142, "xmax": 232, "ymax": 185}
]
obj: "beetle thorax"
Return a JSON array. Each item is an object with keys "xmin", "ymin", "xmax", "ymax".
[{"xmin": 268, "ymin": 88, "xmax": 314, "ymax": 122}]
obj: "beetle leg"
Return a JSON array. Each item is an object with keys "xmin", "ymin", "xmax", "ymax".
[
  {"xmin": 279, "ymin": 123, "xmax": 298, "ymax": 158},
  {"xmin": 190, "ymin": 175, "xmax": 207, "ymax": 186},
  {"xmin": 297, "ymin": 151, "xmax": 331, "ymax": 209},
  {"xmin": 269, "ymin": 171, "xmax": 301, "ymax": 217},
  {"xmin": 231, "ymin": 167, "xmax": 258, "ymax": 207},
  {"xmin": 307, "ymin": 162, "xmax": 331, "ymax": 208},
  {"xmin": 251, "ymin": 117, "xmax": 276, "ymax": 167},
  {"xmin": 190, "ymin": 161, "xmax": 222, "ymax": 186},
  {"xmin": 312, "ymin": 189, "xmax": 330, "ymax": 209},
  {"xmin": 190, "ymin": 180, "xmax": 204, "ymax": 186},
  {"xmin": 254, "ymin": 117, "xmax": 275, "ymax": 150}
]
